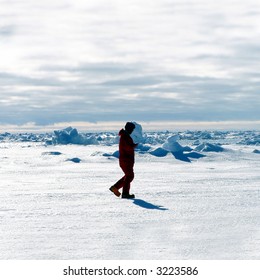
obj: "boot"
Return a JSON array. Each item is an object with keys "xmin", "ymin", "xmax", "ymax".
[
  {"xmin": 109, "ymin": 186, "xmax": 121, "ymax": 197},
  {"xmin": 122, "ymin": 193, "xmax": 135, "ymax": 199}
]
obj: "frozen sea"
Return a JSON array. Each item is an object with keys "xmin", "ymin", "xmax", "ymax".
[{"xmin": 0, "ymin": 129, "xmax": 259, "ymax": 259}]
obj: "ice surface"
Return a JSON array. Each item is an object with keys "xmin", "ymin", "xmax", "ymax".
[
  {"xmin": 53, "ymin": 127, "xmax": 99, "ymax": 145},
  {"xmin": 0, "ymin": 129, "xmax": 260, "ymax": 259},
  {"xmin": 194, "ymin": 143, "xmax": 224, "ymax": 152},
  {"xmin": 130, "ymin": 121, "xmax": 143, "ymax": 144},
  {"xmin": 1, "ymin": 128, "xmax": 259, "ymax": 147},
  {"xmin": 149, "ymin": 147, "xmax": 169, "ymax": 157},
  {"xmin": 162, "ymin": 134, "xmax": 192, "ymax": 152}
]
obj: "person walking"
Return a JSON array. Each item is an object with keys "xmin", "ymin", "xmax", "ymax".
[{"xmin": 110, "ymin": 122, "xmax": 138, "ymax": 199}]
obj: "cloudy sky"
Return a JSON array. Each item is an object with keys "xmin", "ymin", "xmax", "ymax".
[{"xmin": 1, "ymin": 0, "xmax": 260, "ymax": 131}]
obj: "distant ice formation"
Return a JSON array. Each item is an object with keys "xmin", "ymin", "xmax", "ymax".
[
  {"xmin": 130, "ymin": 121, "xmax": 143, "ymax": 144},
  {"xmin": 194, "ymin": 142, "xmax": 224, "ymax": 152},
  {"xmin": 162, "ymin": 134, "xmax": 192, "ymax": 152},
  {"xmin": 53, "ymin": 127, "xmax": 98, "ymax": 145},
  {"xmin": 0, "ymin": 127, "xmax": 259, "ymax": 149}
]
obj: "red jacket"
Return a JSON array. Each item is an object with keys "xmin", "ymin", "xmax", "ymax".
[{"xmin": 119, "ymin": 129, "xmax": 137, "ymax": 163}]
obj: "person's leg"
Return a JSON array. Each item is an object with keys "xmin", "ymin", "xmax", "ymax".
[
  {"xmin": 120, "ymin": 162, "xmax": 134, "ymax": 195},
  {"xmin": 113, "ymin": 175, "xmax": 125, "ymax": 190}
]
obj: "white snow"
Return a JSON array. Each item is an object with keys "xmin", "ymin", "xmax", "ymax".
[{"xmin": 0, "ymin": 129, "xmax": 259, "ymax": 259}]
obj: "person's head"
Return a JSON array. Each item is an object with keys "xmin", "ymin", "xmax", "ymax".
[{"xmin": 125, "ymin": 122, "xmax": 135, "ymax": 134}]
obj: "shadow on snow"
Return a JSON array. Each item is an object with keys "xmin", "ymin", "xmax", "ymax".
[
  {"xmin": 171, "ymin": 151, "xmax": 206, "ymax": 163},
  {"xmin": 132, "ymin": 199, "xmax": 168, "ymax": 211}
]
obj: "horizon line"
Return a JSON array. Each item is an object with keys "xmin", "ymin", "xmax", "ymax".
[{"xmin": 0, "ymin": 120, "xmax": 260, "ymax": 133}]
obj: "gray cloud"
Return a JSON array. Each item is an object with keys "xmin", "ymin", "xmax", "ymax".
[
  {"xmin": 1, "ymin": 61, "xmax": 260, "ymax": 125},
  {"xmin": 0, "ymin": 0, "xmax": 260, "ymax": 128}
]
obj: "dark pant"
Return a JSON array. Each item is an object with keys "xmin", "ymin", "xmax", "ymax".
[{"xmin": 113, "ymin": 161, "xmax": 134, "ymax": 194}]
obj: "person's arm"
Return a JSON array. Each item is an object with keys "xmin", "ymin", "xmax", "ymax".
[{"xmin": 126, "ymin": 135, "xmax": 138, "ymax": 148}]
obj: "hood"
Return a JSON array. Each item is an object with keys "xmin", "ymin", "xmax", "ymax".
[
  {"xmin": 119, "ymin": 129, "xmax": 125, "ymax": 136},
  {"xmin": 119, "ymin": 128, "xmax": 131, "ymax": 136}
]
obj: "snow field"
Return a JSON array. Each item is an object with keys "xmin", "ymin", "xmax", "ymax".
[{"xmin": 0, "ymin": 142, "xmax": 259, "ymax": 259}]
